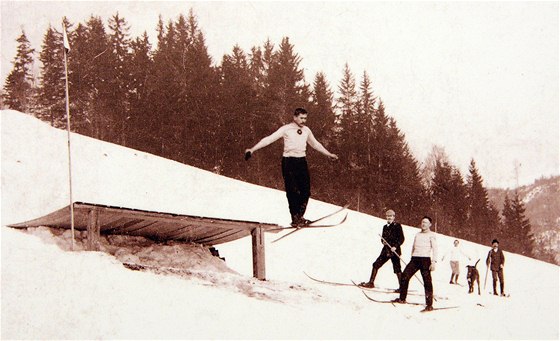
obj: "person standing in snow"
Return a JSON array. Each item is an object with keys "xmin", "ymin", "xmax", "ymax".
[
  {"xmin": 441, "ymin": 239, "xmax": 471, "ymax": 285},
  {"xmin": 486, "ymin": 239, "xmax": 506, "ymax": 296},
  {"xmin": 393, "ymin": 216, "xmax": 438, "ymax": 312},
  {"xmin": 245, "ymin": 108, "xmax": 338, "ymax": 227},
  {"xmin": 359, "ymin": 209, "xmax": 404, "ymax": 290}
]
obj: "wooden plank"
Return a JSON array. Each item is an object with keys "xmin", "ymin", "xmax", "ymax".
[
  {"xmin": 101, "ymin": 218, "xmax": 145, "ymax": 234},
  {"xmin": 252, "ymin": 227, "xmax": 266, "ymax": 280},
  {"xmin": 163, "ymin": 224, "xmax": 199, "ymax": 240},
  {"xmin": 74, "ymin": 202, "xmax": 278, "ymax": 231},
  {"xmin": 86, "ymin": 208, "xmax": 100, "ymax": 251},
  {"xmin": 167, "ymin": 225, "xmax": 209, "ymax": 241},
  {"xmin": 198, "ymin": 229, "xmax": 250, "ymax": 246},
  {"xmin": 195, "ymin": 228, "xmax": 239, "ymax": 244},
  {"xmin": 117, "ymin": 220, "xmax": 160, "ymax": 235}
]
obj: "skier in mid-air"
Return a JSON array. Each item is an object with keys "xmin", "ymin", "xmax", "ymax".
[{"xmin": 245, "ymin": 108, "xmax": 338, "ymax": 227}]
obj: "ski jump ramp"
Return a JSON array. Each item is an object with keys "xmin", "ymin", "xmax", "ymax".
[{"xmin": 9, "ymin": 202, "xmax": 280, "ymax": 280}]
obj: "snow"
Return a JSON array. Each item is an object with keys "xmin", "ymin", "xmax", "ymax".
[{"xmin": 1, "ymin": 110, "xmax": 559, "ymax": 339}]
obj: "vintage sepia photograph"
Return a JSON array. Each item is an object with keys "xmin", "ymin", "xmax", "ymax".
[{"xmin": 1, "ymin": 1, "xmax": 558, "ymax": 339}]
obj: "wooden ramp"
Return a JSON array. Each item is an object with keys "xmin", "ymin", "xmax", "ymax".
[{"xmin": 9, "ymin": 202, "xmax": 280, "ymax": 280}]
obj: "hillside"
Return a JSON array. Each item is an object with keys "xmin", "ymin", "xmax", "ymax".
[
  {"xmin": 1, "ymin": 110, "xmax": 558, "ymax": 339},
  {"xmin": 488, "ymin": 176, "xmax": 560, "ymax": 264}
]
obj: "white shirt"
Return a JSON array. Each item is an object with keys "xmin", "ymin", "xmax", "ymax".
[
  {"xmin": 254, "ymin": 122, "xmax": 330, "ymax": 157},
  {"xmin": 411, "ymin": 230, "xmax": 438, "ymax": 260},
  {"xmin": 443, "ymin": 246, "xmax": 469, "ymax": 262}
]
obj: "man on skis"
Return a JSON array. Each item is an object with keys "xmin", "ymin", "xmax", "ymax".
[
  {"xmin": 393, "ymin": 216, "xmax": 438, "ymax": 312},
  {"xmin": 245, "ymin": 108, "xmax": 338, "ymax": 227},
  {"xmin": 486, "ymin": 239, "xmax": 506, "ymax": 296},
  {"xmin": 359, "ymin": 209, "xmax": 405, "ymax": 290}
]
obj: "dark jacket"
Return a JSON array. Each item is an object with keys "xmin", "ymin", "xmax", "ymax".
[
  {"xmin": 486, "ymin": 248, "xmax": 505, "ymax": 271},
  {"xmin": 381, "ymin": 222, "xmax": 405, "ymax": 256}
]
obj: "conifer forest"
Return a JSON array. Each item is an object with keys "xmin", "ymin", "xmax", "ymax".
[{"xmin": 2, "ymin": 10, "xmax": 542, "ymax": 260}]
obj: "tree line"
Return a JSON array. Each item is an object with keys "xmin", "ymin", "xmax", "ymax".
[{"xmin": 1, "ymin": 9, "xmax": 536, "ymax": 258}]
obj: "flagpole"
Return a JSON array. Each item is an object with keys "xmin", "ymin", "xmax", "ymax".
[{"xmin": 63, "ymin": 21, "xmax": 75, "ymax": 251}]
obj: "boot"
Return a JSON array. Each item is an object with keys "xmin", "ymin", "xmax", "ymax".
[
  {"xmin": 394, "ymin": 272, "xmax": 402, "ymax": 292},
  {"xmin": 449, "ymin": 274, "xmax": 454, "ymax": 284},
  {"xmin": 421, "ymin": 305, "xmax": 434, "ymax": 312},
  {"xmin": 454, "ymin": 274, "xmax": 459, "ymax": 284},
  {"xmin": 360, "ymin": 267, "xmax": 377, "ymax": 288}
]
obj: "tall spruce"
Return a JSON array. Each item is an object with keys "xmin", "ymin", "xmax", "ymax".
[
  {"xmin": 502, "ymin": 192, "xmax": 535, "ymax": 256},
  {"xmin": 358, "ymin": 71, "xmax": 376, "ymax": 166},
  {"xmin": 66, "ymin": 21, "xmax": 91, "ymax": 134},
  {"xmin": 83, "ymin": 15, "xmax": 112, "ymax": 140},
  {"xmin": 336, "ymin": 63, "xmax": 360, "ymax": 205},
  {"xmin": 465, "ymin": 159, "xmax": 500, "ymax": 244},
  {"xmin": 383, "ymin": 118, "xmax": 427, "ymax": 224},
  {"xmin": 107, "ymin": 12, "xmax": 132, "ymax": 145},
  {"xmin": 3, "ymin": 30, "xmax": 36, "ymax": 112},
  {"xmin": 182, "ymin": 9, "xmax": 220, "ymax": 169},
  {"xmin": 37, "ymin": 25, "xmax": 66, "ymax": 127},
  {"xmin": 307, "ymin": 72, "xmax": 338, "ymax": 203},
  {"xmin": 150, "ymin": 17, "xmax": 179, "ymax": 158},
  {"xmin": 430, "ymin": 158, "xmax": 468, "ymax": 236},
  {"xmin": 267, "ymin": 37, "xmax": 310, "ymax": 123},
  {"xmin": 127, "ymin": 32, "xmax": 154, "ymax": 153},
  {"xmin": 218, "ymin": 45, "xmax": 256, "ymax": 177}
]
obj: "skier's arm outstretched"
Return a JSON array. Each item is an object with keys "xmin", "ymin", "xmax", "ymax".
[
  {"xmin": 307, "ymin": 130, "xmax": 338, "ymax": 160},
  {"xmin": 245, "ymin": 127, "xmax": 285, "ymax": 159}
]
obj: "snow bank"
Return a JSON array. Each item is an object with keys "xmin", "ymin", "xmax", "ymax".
[{"xmin": 2, "ymin": 110, "xmax": 559, "ymax": 339}]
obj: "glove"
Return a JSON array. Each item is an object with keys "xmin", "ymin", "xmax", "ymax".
[
  {"xmin": 244, "ymin": 150, "xmax": 252, "ymax": 161},
  {"xmin": 430, "ymin": 261, "xmax": 436, "ymax": 271}
]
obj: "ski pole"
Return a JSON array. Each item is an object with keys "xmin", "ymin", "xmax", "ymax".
[
  {"xmin": 378, "ymin": 234, "xmax": 437, "ymax": 301},
  {"xmin": 484, "ymin": 264, "xmax": 489, "ymax": 291}
]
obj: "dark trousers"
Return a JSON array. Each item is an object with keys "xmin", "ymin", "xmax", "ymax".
[
  {"xmin": 281, "ymin": 157, "xmax": 311, "ymax": 221},
  {"xmin": 399, "ymin": 256, "xmax": 433, "ymax": 306},
  {"xmin": 372, "ymin": 250, "xmax": 402, "ymax": 274},
  {"xmin": 492, "ymin": 269, "xmax": 505, "ymax": 294}
]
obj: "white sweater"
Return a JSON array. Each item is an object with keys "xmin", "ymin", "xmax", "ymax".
[
  {"xmin": 253, "ymin": 123, "xmax": 330, "ymax": 157},
  {"xmin": 411, "ymin": 230, "xmax": 438, "ymax": 260},
  {"xmin": 443, "ymin": 246, "xmax": 469, "ymax": 262}
]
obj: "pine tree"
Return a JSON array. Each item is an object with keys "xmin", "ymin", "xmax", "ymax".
[
  {"xmin": 358, "ymin": 71, "xmax": 376, "ymax": 166},
  {"xmin": 430, "ymin": 157, "xmax": 468, "ymax": 236},
  {"xmin": 336, "ymin": 63, "xmax": 360, "ymax": 205},
  {"xmin": 107, "ymin": 12, "xmax": 132, "ymax": 145},
  {"xmin": 150, "ymin": 16, "xmax": 179, "ymax": 158},
  {"xmin": 3, "ymin": 30, "xmax": 36, "ymax": 112},
  {"xmin": 449, "ymin": 167, "xmax": 469, "ymax": 237},
  {"xmin": 502, "ymin": 191, "xmax": 535, "ymax": 256},
  {"xmin": 383, "ymin": 118, "xmax": 427, "ymax": 224},
  {"xmin": 465, "ymin": 159, "xmax": 500, "ymax": 244},
  {"xmin": 66, "ymin": 21, "xmax": 91, "ymax": 135},
  {"xmin": 82, "ymin": 15, "xmax": 112, "ymax": 140},
  {"xmin": 127, "ymin": 32, "xmax": 154, "ymax": 153},
  {"xmin": 267, "ymin": 37, "xmax": 310, "ymax": 123},
  {"xmin": 37, "ymin": 24, "xmax": 66, "ymax": 127},
  {"xmin": 218, "ymin": 45, "xmax": 256, "ymax": 177},
  {"xmin": 308, "ymin": 72, "xmax": 335, "ymax": 142},
  {"xmin": 307, "ymin": 72, "xmax": 338, "ymax": 203}
]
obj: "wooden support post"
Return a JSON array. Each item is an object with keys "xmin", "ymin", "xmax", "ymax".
[
  {"xmin": 86, "ymin": 208, "xmax": 100, "ymax": 251},
  {"xmin": 251, "ymin": 226, "xmax": 266, "ymax": 280}
]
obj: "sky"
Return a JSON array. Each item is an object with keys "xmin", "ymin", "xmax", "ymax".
[
  {"xmin": 1, "ymin": 1, "xmax": 558, "ymax": 188},
  {"xmin": 1, "ymin": 108, "xmax": 559, "ymax": 339}
]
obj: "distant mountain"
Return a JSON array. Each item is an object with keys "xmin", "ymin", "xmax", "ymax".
[{"xmin": 488, "ymin": 176, "xmax": 560, "ymax": 265}]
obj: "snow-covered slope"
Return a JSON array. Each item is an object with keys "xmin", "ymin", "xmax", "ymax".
[{"xmin": 1, "ymin": 110, "xmax": 558, "ymax": 339}]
